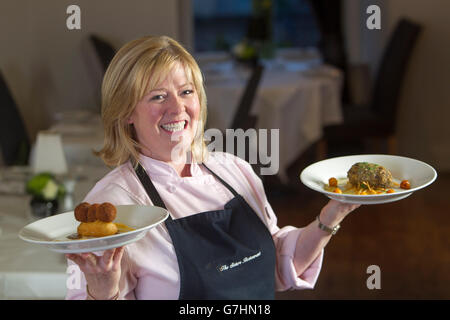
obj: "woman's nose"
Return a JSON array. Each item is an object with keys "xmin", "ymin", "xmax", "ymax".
[{"xmin": 167, "ymin": 95, "xmax": 185, "ymax": 114}]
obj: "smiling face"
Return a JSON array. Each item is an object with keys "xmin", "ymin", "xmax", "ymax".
[{"xmin": 128, "ymin": 61, "xmax": 201, "ymax": 163}]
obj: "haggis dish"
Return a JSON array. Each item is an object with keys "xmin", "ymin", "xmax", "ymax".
[{"xmin": 325, "ymin": 162, "xmax": 411, "ymax": 195}]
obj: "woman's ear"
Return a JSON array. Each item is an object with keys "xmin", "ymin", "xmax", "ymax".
[{"xmin": 127, "ymin": 116, "xmax": 134, "ymax": 124}]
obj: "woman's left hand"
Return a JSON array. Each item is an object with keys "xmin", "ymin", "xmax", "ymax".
[{"xmin": 319, "ymin": 199, "xmax": 361, "ymax": 227}]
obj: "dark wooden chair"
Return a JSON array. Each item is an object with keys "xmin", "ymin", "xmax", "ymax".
[
  {"xmin": 0, "ymin": 71, "xmax": 30, "ymax": 165},
  {"xmin": 318, "ymin": 18, "xmax": 423, "ymax": 158},
  {"xmin": 89, "ymin": 34, "xmax": 116, "ymax": 73}
]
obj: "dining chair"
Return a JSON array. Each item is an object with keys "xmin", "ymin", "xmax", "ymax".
[
  {"xmin": 89, "ymin": 34, "xmax": 116, "ymax": 73},
  {"xmin": 0, "ymin": 71, "xmax": 30, "ymax": 165},
  {"xmin": 317, "ymin": 18, "xmax": 423, "ymax": 158}
]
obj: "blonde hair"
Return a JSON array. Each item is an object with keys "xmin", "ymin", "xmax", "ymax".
[{"xmin": 95, "ymin": 35, "xmax": 208, "ymax": 167}]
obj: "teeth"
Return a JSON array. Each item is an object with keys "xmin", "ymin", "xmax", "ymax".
[{"xmin": 161, "ymin": 121, "xmax": 186, "ymax": 132}]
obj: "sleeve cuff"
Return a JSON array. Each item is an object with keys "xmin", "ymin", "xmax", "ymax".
[{"xmin": 275, "ymin": 227, "xmax": 324, "ymax": 291}]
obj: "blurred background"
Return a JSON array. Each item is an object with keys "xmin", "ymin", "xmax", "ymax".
[{"xmin": 0, "ymin": 0, "xmax": 449, "ymax": 299}]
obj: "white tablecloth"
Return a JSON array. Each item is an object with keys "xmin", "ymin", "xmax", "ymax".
[
  {"xmin": 0, "ymin": 165, "xmax": 110, "ymax": 299},
  {"xmin": 204, "ymin": 62, "xmax": 343, "ymax": 182}
]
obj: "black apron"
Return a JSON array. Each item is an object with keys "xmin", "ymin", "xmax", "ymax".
[{"xmin": 134, "ymin": 162, "xmax": 276, "ymax": 300}]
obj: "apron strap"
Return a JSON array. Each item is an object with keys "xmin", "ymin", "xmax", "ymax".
[
  {"xmin": 202, "ymin": 163, "xmax": 239, "ymax": 197},
  {"xmin": 134, "ymin": 161, "xmax": 168, "ymax": 210}
]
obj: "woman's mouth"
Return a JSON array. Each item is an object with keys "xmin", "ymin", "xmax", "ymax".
[{"xmin": 160, "ymin": 120, "xmax": 187, "ymax": 133}]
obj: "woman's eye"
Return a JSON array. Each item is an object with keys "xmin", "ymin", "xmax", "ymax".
[
  {"xmin": 150, "ymin": 94, "xmax": 165, "ymax": 101},
  {"xmin": 182, "ymin": 89, "xmax": 194, "ymax": 95}
]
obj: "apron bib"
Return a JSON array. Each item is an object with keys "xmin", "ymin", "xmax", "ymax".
[{"xmin": 135, "ymin": 162, "xmax": 276, "ymax": 299}]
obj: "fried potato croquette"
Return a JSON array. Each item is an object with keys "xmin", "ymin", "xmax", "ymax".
[
  {"xmin": 74, "ymin": 202, "xmax": 90, "ymax": 222},
  {"xmin": 97, "ymin": 202, "xmax": 117, "ymax": 222},
  {"xmin": 86, "ymin": 203, "xmax": 100, "ymax": 222}
]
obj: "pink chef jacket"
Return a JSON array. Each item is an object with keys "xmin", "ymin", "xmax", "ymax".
[{"xmin": 65, "ymin": 152, "xmax": 323, "ymax": 299}]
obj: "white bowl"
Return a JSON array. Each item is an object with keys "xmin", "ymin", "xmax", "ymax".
[
  {"xmin": 19, "ymin": 205, "xmax": 169, "ymax": 253},
  {"xmin": 300, "ymin": 154, "xmax": 437, "ymax": 205}
]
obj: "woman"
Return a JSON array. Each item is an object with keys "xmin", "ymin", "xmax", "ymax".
[{"xmin": 66, "ymin": 35, "xmax": 359, "ymax": 300}]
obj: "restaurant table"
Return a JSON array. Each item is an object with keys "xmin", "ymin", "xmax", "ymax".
[
  {"xmin": 0, "ymin": 165, "xmax": 110, "ymax": 299},
  {"xmin": 203, "ymin": 59, "xmax": 343, "ymax": 182}
]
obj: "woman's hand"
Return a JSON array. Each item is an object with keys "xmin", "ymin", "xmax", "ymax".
[
  {"xmin": 293, "ymin": 200, "xmax": 361, "ymax": 276},
  {"xmin": 319, "ymin": 200, "xmax": 361, "ymax": 227},
  {"xmin": 66, "ymin": 246, "xmax": 125, "ymax": 299}
]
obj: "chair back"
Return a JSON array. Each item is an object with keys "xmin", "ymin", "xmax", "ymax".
[
  {"xmin": 230, "ymin": 64, "xmax": 264, "ymax": 130},
  {"xmin": 89, "ymin": 35, "xmax": 116, "ymax": 73},
  {"xmin": 0, "ymin": 72, "xmax": 30, "ymax": 165},
  {"xmin": 371, "ymin": 18, "xmax": 422, "ymax": 121}
]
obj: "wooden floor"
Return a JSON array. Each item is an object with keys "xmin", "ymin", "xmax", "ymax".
[{"xmin": 264, "ymin": 160, "xmax": 450, "ymax": 299}]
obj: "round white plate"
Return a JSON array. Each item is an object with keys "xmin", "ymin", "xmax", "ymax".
[
  {"xmin": 300, "ymin": 154, "xmax": 437, "ymax": 205},
  {"xmin": 19, "ymin": 205, "xmax": 169, "ymax": 253}
]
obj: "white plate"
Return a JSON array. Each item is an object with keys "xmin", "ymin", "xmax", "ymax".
[
  {"xmin": 19, "ymin": 205, "xmax": 169, "ymax": 253},
  {"xmin": 300, "ymin": 154, "xmax": 437, "ymax": 205}
]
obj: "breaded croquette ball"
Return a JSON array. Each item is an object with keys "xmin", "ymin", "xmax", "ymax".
[
  {"xmin": 97, "ymin": 202, "xmax": 117, "ymax": 222},
  {"xmin": 74, "ymin": 202, "xmax": 90, "ymax": 222},
  {"xmin": 87, "ymin": 203, "xmax": 100, "ymax": 222}
]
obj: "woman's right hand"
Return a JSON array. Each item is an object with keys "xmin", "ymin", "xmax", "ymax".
[{"xmin": 66, "ymin": 246, "xmax": 125, "ymax": 299}]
